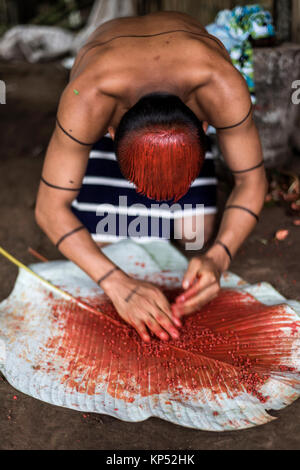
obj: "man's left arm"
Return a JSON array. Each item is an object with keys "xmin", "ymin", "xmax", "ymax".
[{"xmin": 173, "ymin": 107, "xmax": 268, "ymax": 316}]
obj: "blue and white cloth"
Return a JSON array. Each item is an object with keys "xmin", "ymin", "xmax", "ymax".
[
  {"xmin": 71, "ymin": 135, "xmax": 217, "ymax": 243},
  {"xmin": 206, "ymin": 4, "xmax": 275, "ymax": 102}
]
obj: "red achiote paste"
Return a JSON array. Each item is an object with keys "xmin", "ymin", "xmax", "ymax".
[
  {"xmin": 117, "ymin": 124, "xmax": 204, "ymax": 201},
  {"xmin": 45, "ymin": 288, "xmax": 299, "ymax": 404}
]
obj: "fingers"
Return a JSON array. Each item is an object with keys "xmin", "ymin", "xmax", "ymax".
[
  {"xmin": 144, "ymin": 315, "xmax": 170, "ymax": 341},
  {"xmin": 176, "ymin": 271, "xmax": 217, "ymax": 304},
  {"xmin": 171, "ymin": 303, "xmax": 182, "ymax": 319},
  {"xmin": 171, "ymin": 315, "xmax": 182, "ymax": 328},
  {"xmin": 154, "ymin": 301, "xmax": 182, "ymax": 328},
  {"xmin": 133, "ymin": 305, "xmax": 180, "ymax": 342},
  {"xmin": 176, "ymin": 282, "xmax": 220, "ymax": 316},
  {"xmin": 122, "ymin": 283, "xmax": 183, "ymax": 342},
  {"xmin": 182, "ymin": 258, "xmax": 202, "ymax": 290},
  {"xmin": 151, "ymin": 287, "xmax": 182, "ymax": 329},
  {"xmin": 131, "ymin": 318, "xmax": 151, "ymax": 343},
  {"xmin": 132, "ymin": 311, "xmax": 177, "ymax": 342},
  {"xmin": 153, "ymin": 292, "xmax": 172, "ymax": 317},
  {"xmin": 152, "ymin": 308, "xmax": 180, "ymax": 339}
]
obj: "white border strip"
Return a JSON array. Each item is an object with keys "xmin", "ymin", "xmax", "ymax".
[
  {"xmin": 72, "ymin": 200, "xmax": 217, "ymax": 218},
  {"xmin": 191, "ymin": 177, "xmax": 217, "ymax": 187},
  {"xmin": 82, "ymin": 176, "xmax": 217, "ymax": 188},
  {"xmin": 205, "ymin": 152, "xmax": 213, "ymax": 159},
  {"xmin": 82, "ymin": 176, "xmax": 135, "ymax": 188},
  {"xmin": 89, "ymin": 151, "xmax": 116, "ymax": 161}
]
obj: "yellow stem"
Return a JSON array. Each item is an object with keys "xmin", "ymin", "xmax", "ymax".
[{"xmin": 0, "ymin": 246, "xmax": 123, "ymax": 327}]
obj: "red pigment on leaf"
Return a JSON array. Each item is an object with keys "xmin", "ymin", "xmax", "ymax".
[
  {"xmin": 117, "ymin": 124, "xmax": 205, "ymax": 202},
  {"xmin": 44, "ymin": 288, "xmax": 300, "ymax": 404}
]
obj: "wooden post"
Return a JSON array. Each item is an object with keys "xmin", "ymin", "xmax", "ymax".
[
  {"xmin": 274, "ymin": 0, "xmax": 292, "ymax": 42},
  {"xmin": 292, "ymin": 0, "xmax": 300, "ymax": 43}
]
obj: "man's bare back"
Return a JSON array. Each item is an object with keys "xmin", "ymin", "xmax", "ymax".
[{"xmin": 68, "ymin": 11, "xmax": 245, "ymax": 131}]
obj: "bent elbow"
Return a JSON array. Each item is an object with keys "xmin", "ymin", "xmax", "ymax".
[
  {"xmin": 35, "ymin": 201, "xmax": 48, "ymax": 230},
  {"xmin": 257, "ymin": 170, "xmax": 268, "ymax": 201},
  {"xmin": 262, "ymin": 174, "xmax": 268, "ymax": 197}
]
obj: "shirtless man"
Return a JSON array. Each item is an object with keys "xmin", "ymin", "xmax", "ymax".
[{"xmin": 36, "ymin": 11, "xmax": 267, "ymax": 343}]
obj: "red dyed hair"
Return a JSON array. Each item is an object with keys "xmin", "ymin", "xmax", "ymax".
[{"xmin": 117, "ymin": 123, "xmax": 205, "ymax": 202}]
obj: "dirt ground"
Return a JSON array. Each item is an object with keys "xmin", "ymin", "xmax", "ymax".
[{"xmin": 0, "ymin": 62, "xmax": 299, "ymax": 450}]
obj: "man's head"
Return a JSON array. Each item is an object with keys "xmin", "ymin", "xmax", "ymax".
[{"xmin": 113, "ymin": 93, "xmax": 207, "ymax": 202}]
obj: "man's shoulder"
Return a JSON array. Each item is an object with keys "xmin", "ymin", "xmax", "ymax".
[
  {"xmin": 194, "ymin": 59, "xmax": 251, "ymax": 127},
  {"xmin": 211, "ymin": 60, "xmax": 250, "ymax": 105}
]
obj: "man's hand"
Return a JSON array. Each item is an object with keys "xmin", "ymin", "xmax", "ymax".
[
  {"xmin": 172, "ymin": 256, "xmax": 221, "ymax": 317},
  {"xmin": 103, "ymin": 274, "xmax": 182, "ymax": 342}
]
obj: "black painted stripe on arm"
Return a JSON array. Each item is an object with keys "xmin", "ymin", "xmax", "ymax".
[
  {"xmin": 41, "ymin": 176, "xmax": 82, "ymax": 192},
  {"xmin": 56, "ymin": 225, "xmax": 86, "ymax": 249},
  {"xmin": 224, "ymin": 205, "xmax": 259, "ymax": 222},
  {"xmin": 230, "ymin": 160, "xmax": 264, "ymax": 174},
  {"xmin": 216, "ymin": 104, "xmax": 253, "ymax": 131},
  {"xmin": 215, "ymin": 240, "xmax": 233, "ymax": 262},
  {"xmin": 56, "ymin": 117, "xmax": 95, "ymax": 147}
]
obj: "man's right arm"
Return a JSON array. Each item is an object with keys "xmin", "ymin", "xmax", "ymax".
[
  {"xmin": 35, "ymin": 81, "xmax": 180, "ymax": 342},
  {"xmin": 35, "ymin": 81, "xmax": 121, "ymax": 285}
]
